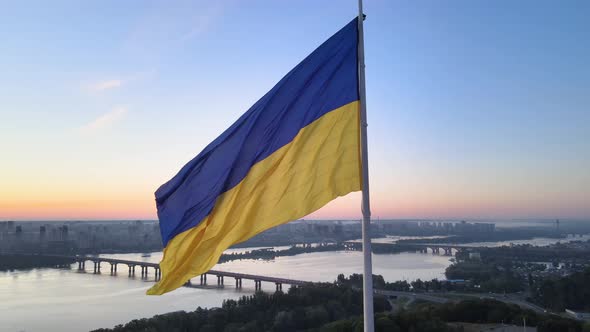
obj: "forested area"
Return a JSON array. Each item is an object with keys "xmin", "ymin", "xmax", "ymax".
[
  {"xmin": 444, "ymin": 260, "xmax": 523, "ymax": 293},
  {"xmin": 0, "ymin": 254, "xmax": 74, "ymax": 271},
  {"xmin": 93, "ymin": 275, "xmax": 585, "ymax": 332},
  {"xmin": 533, "ymin": 268, "xmax": 590, "ymax": 312}
]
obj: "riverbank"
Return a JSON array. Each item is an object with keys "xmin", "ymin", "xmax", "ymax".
[
  {"xmin": 92, "ymin": 274, "xmax": 584, "ymax": 332},
  {"xmin": 0, "ymin": 253, "xmax": 75, "ymax": 271},
  {"xmin": 0, "ymin": 250, "xmax": 452, "ymax": 332}
]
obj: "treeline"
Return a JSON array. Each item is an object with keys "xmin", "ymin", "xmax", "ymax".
[
  {"xmin": 339, "ymin": 271, "xmax": 519, "ymax": 294},
  {"xmin": 93, "ymin": 275, "xmax": 585, "ymax": 332},
  {"xmin": 91, "ymin": 282, "xmax": 462, "ymax": 332},
  {"xmin": 328, "ymin": 299, "xmax": 586, "ymax": 332},
  {"xmin": 341, "ymin": 259, "xmax": 528, "ymax": 295},
  {"xmin": 219, "ymin": 242, "xmax": 424, "ymax": 262},
  {"xmin": 337, "ymin": 273, "xmax": 454, "ymax": 293},
  {"xmin": 92, "ymin": 282, "xmax": 392, "ymax": 332},
  {"xmin": 218, "ymin": 244, "xmax": 345, "ymax": 264},
  {"xmin": 533, "ymin": 268, "xmax": 590, "ymax": 312},
  {"xmin": 477, "ymin": 244, "xmax": 590, "ymax": 263},
  {"xmin": 396, "ymin": 229, "xmax": 566, "ymax": 247},
  {"xmin": 401, "ymin": 299, "xmax": 584, "ymax": 332},
  {"xmin": 444, "ymin": 259, "xmax": 523, "ymax": 293},
  {"xmin": 320, "ymin": 311, "xmax": 457, "ymax": 332},
  {"xmin": 0, "ymin": 254, "xmax": 75, "ymax": 271}
]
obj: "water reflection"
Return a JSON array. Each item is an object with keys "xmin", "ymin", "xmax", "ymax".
[{"xmin": 0, "ymin": 250, "xmax": 451, "ymax": 332}]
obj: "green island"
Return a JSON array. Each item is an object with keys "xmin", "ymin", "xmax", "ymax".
[{"xmin": 0, "ymin": 253, "xmax": 75, "ymax": 271}]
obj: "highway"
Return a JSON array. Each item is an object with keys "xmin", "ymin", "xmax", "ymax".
[
  {"xmin": 374, "ymin": 289, "xmax": 547, "ymax": 314},
  {"xmin": 375, "ymin": 289, "xmax": 449, "ymax": 304}
]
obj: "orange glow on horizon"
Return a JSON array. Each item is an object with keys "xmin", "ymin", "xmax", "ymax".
[
  {"xmin": 0, "ymin": 199, "xmax": 156, "ymax": 220},
  {"xmin": 2, "ymin": 190, "xmax": 589, "ymax": 221}
]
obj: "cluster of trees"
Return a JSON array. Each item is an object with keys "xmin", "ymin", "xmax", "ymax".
[
  {"xmin": 0, "ymin": 254, "xmax": 74, "ymax": 271},
  {"xmin": 95, "ymin": 275, "xmax": 585, "ymax": 332},
  {"xmin": 338, "ymin": 266, "xmax": 523, "ymax": 295},
  {"xmin": 337, "ymin": 273, "xmax": 388, "ymax": 289},
  {"xmin": 92, "ymin": 282, "xmax": 391, "ymax": 332},
  {"xmin": 218, "ymin": 244, "xmax": 345, "ymax": 264},
  {"xmin": 319, "ymin": 311, "xmax": 459, "ymax": 332},
  {"xmin": 337, "ymin": 273, "xmax": 459, "ymax": 293},
  {"xmin": 397, "ymin": 228, "xmax": 563, "ymax": 246},
  {"xmin": 327, "ymin": 299, "xmax": 587, "ymax": 332},
  {"xmin": 533, "ymin": 268, "xmax": 590, "ymax": 312},
  {"xmin": 476, "ymin": 243, "xmax": 590, "ymax": 263},
  {"xmin": 408, "ymin": 299, "xmax": 584, "ymax": 332},
  {"xmin": 220, "ymin": 242, "xmax": 429, "ymax": 261},
  {"xmin": 367, "ymin": 243, "xmax": 417, "ymax": 254},
  {"xmin": 444, "ymin": 258, "xmax": 523, "ymax": 293}
]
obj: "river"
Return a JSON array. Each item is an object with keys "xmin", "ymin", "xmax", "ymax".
[
  {"xmin": 0, "ymin": 250, "xmax": 449, "ymax": 332},
  {"xmin": 1, "ymin": 234, "xmax": 588, "ymax": 332}
]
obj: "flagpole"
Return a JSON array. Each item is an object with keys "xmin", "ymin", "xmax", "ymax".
[{"xmin": 357, "ymin": 0, "xmax": 374, "ymax": 331}]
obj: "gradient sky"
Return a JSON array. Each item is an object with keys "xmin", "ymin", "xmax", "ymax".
[{"xmin": 1, "ymin": 0, "xmax": 588, "ymax": 221}]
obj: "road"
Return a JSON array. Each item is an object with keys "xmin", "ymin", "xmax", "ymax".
[
  {"xmin": 374, "ymin": 289, "xmax": 547, "ymax": 314},
  {"xmin": 375, "ymin": 289, "xmax": 449, "ymax": 304}
]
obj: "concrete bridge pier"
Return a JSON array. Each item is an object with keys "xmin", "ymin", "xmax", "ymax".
[
  {"xmin": 93, "ymin": 261, "xmax": 101, "ymax": 274},
  {"xmin": 154, "ymin": 268, "xmax": 161, "ymax": 281},
  {"xmin": 443, "ymin": 248, "xmax": 452, "ymax": 256},
  {"xmin": 217, "ymin": 275, "xmax": 224, "ymax": 287},
  {"xmin": 275, "ymin": 282, "xmax": 282, "ymax": 292},
  {"xmin": 235, "ymin": 278, "xmax": 242, "ymax": 289},
  {"xmin": 128, "ymin": 265, "xmax": 135, "ymax": 277},
  {"xmin": 110, "ymin": 263, "xmax": 117, "ymax": 275},
  {"xmin": 254, "ymin": 280, "xmax": 262, "ymax": 291},
  {"xmin": 78, "ymin": 261, "xmax": 85, "ymax": 270},
  {"xmin": 200, "ymin": 274, "xmax": 207, "ymax": 285}
]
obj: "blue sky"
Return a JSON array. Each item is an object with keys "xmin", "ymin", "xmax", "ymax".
[{"xmin": 0, "ymin": 0, "xmax": 588, "ymax": 220}]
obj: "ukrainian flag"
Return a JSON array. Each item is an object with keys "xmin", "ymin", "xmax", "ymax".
[{"xmin": 148, "ymin": 18, "xmax": 361, "ymax": 295}]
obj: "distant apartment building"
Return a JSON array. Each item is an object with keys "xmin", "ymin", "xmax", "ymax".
[{"xmin": 0, "ymin": 220, "xmax": 162, "ymax": 254}]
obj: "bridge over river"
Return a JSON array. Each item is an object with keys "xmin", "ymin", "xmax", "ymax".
[
  {"xmin": 3, "ymin": 253, "xmax": 552, "ymax": 315},
  {"xmin": 35, "ymin": 254, "xmax": 310, "ymax": 291}
]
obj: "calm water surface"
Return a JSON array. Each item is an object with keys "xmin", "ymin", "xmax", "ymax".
[
  {"xmin": 0, "ymin": 250, "xmax": 450, "ymax": 332},
  {"xmin": 4, "ymin": 235, "xmax": 587, "ymax": 332}
]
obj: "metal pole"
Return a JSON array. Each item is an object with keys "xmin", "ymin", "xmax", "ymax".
[{"xmin": 357, "ymin": 1, "xmax": 374, "ymax": 331}]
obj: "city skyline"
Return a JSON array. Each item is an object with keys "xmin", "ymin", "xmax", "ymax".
[{"xmin": 1, "ymin": 0, "xmax": 589, "ymax": 221}]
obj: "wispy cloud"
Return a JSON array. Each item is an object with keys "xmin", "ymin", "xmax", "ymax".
[
  {"xmin": 123, "ymin": 1, "xmax": 231, "ymax": 61},
  {"xmin": 89, "ymin": 79, "xmax": 124, "ymax": 92},
  {"xmin": 84, "ymin": 70, "xmax": 157, "ymax": 94},
  {"xmin": 176, "ymin": 13, "xmax": 213, "ymax": 43},
  {"xmin": 78, "ymin": 106, "xmax": 128, "ymax": 134}
]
